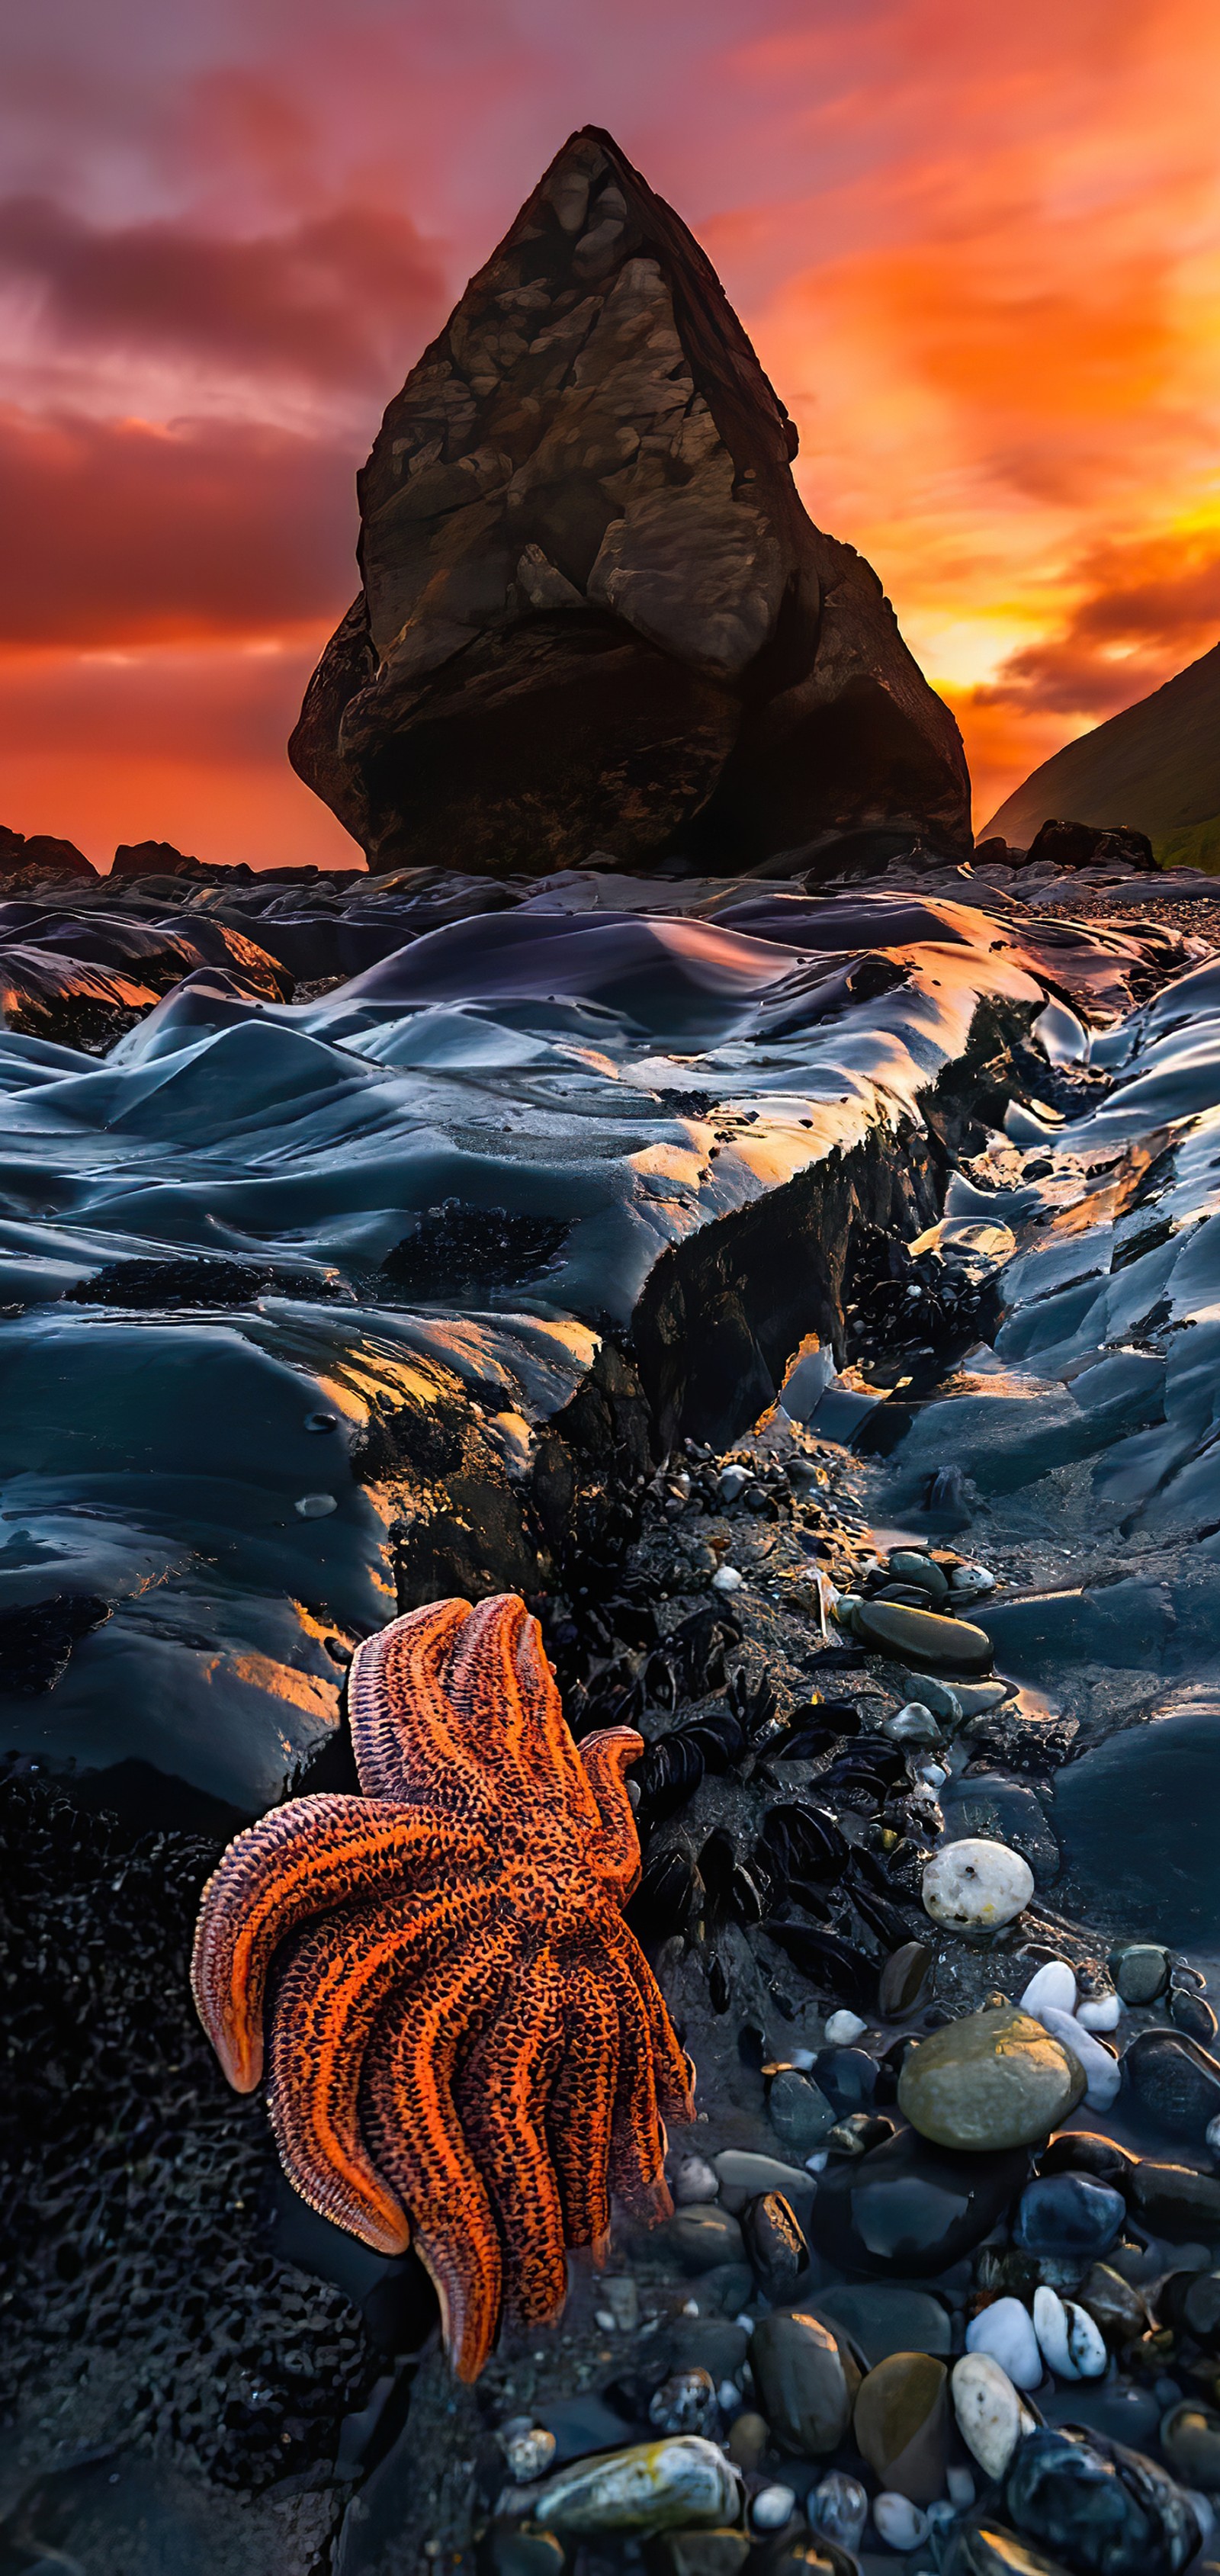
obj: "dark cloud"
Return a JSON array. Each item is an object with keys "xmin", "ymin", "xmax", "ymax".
[
  {"xmin": 0, "ymin": 194, "xmax": 446, "ymax": 388},
  {"xmin": 0, "ymin": 406, "xmax": 358, "ymax": 647}
]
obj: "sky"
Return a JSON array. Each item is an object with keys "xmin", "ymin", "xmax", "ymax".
[{"xmin": 2, "ymin": 0, "xmax": 1219, "ymax": 868}]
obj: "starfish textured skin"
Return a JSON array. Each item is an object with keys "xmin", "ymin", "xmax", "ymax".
[{"xmin": 191, "ymin": 1592, "xmax": 695, "ymax": 2379}]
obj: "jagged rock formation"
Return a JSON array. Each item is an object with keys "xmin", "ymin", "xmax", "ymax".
[
  {"xmin": 0, "ymin": 827, "xmax": 95, "ymax": 878},
  {"xmin": 291, "ymin": 127, "xmax": 971, "ymax": 877}
]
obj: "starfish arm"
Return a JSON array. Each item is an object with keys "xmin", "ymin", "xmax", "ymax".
[
  {"xmin": 266, "ymin": 1885, "xmax": 492, "ymax": 2256},
  {"xmin": 607, "ymin": 1964, "xmax": 673, "ymax": 2223},
  {"xmin": 445, "ymin": 1595, "xmax": 603, "ymax": 1834},
  {"xmin": 454, "ymin": 1944, "xmax": 568, "ymax": 2330},
  {"xmin": 607, "ymin": 1915, "xmax": 697, "ymax": 2125},
  {"xmin": 578, "ymin": 1728, "xmax": 644, "ymax": 1901},
  {"xmin": 362, "ymin": 1925, "xmax": 520, "ymax": 2382},
  {"xmin": 191, "ymin": 1794, "xmax": 482, "ymax": 2092},
  {"xmin": 544, "ymin": 1954, "xmax": 620, "ymax": 2262},
  {"xmin": 348, "ymin": 1598, "xmax": 486, "ymax": 1808}
]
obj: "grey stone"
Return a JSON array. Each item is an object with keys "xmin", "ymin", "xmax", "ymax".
[
  {"xmin": 533, "ymin": 2436, "xmax": 741, "ymax": 2536},
  {"xmin": 853, "ymin": 2351, "xmax": 950, "ymax": 2504},
  {"xmin": 813, "ymin": 2283, "xmax": 952, "ymax": 2366},
  {"xmin": 750, "ymin": 2309, "xmax": 862, "ymax": 2457},
  {"xmin": 666, "ymin": 2206, "xmax": 746, "ymax": 2273},
  {"xmin": 1111, "ymin": 1945, "xmax": 1170, "ymax": 2004},
  {"xmin": 768, "ymin": 2069, "xmax": 836, "ymax": 2158},
  {"xmin": 852, "ymin": 1598, "xmax": 994, "ymax": 1673},
  {"xmin": 1128, "ymin": 2160, "xmax": 1220, "ymax": 2238},
  {"xmin": 714, "ymin": 2150, "xmax": 816, "ymax": 2215},
  {"xmin": 1122, "ymin": 2028, "xmax": 1220, "ymax": 2141},
  {"xmin": 899, "ymin": 2005, "xmax": 1086, "ymax": 2150}
]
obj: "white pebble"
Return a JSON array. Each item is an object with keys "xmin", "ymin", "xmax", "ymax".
[
  {"xmin": 946, "ymin": 2465, "xmax": 976, "ymax": 2509},
  {"xmin": 1021, "ymin": 1959, "xmax": 1077, "ymax": 2021},
  {"xmin": 734, "ymin": 2313, "xmax": 756, "ymax": 2336},
  {"xmin": 790, "ymin": 2047, "xmax": 817, "ymax": 2071},
  {"xmin": 922, "ymin": 1837, "xmax": 1034, "ymax": 1932},
  {"xmin": 1207, "ymin": 2114, "xmax": 1220, "ymax": 2162},
  {"xmin": 595, "ymin": 2309, "xmax": 617, "ymax": 2331},
  {"xmin": 874, "ymin": 2493, "xmax": 930, "ymax": 2552},
  {"xmin": 1039, "ymin": 2004, "xmax": 1122, "ymax": 2109},
  {"xmin": 952, "ymin": 1563, "xmax": 995, "ymax": 1592},
  {"xmin": 752, "ymin": 2484, "xmax": 798, "ymax": 2533},
  {"xmin": 294, "ymin": 1492, "xmax": 337, "ymax": 1518},
  {"xmin": 1032, "ymin": 2284, "xmax": 1107, "ymax": 2380},
  {"xmin": 718, "ymin": 2379, "xmax": 741, "ymax": 2416},
  {"xmin": 825, "ymin": 2009, "xmax": 868, "ymax": 2044},
  {"xmin": 965, "ymin": 2295, "xmax": 1043, "ymax": 2390},
  {"xmin": 718, "ymin": 1465, "xmax": 750, "ymax": 1503},
  {"xmin": 805, "ymin": 2150, "xmax": 829, "ymax": 2173},
  {"xmin": 916, "ymin": 1760, "xmax": 949, "ymax": 1789},
  {"xmin": 952, "ymin": 2351, "xmax": 1032, "ymax": 2479},
  {"xmin": 1077, "ymin": 1992, "xmax": 1122, "ymax": 2032},
  {"xmin": 673, "ymin": 2154, "xmax": 719, "ymax": 2205},
  {"xmin": 711, "ymin": 1564, "xmax": 743, "ymax": 1592}
]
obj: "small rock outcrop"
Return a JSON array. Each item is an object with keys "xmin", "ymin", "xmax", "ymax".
[
  {"xmin": 291, "ymin": 127, "xmax": 971, "ymax": 876},
  {"xmin": 0, "ymin": 827, "xmax": 95, "ymax": 878}
]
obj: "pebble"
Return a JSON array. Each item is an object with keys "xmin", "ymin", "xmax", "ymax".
[
  {"xmin": 884, "ymin": 1702, "xmax": 946, "ymax": 1746},
  {"xmin": 711, "ymin": 1565, "xmax": 743, "ymax": 1592},
  {"xmin": 751, "ymin": 2485, "xmax": 799, "ymax": 2533},
  {"xmin": 718, "ymin": 1466, "xmax": 750, "ymax": 1503},
  {"xmin": 905, "ymin": 1671, "xmax": 967, "ymax": 1720},
  {"xmin": 749, "ymin": 2309, "xmax": 861, "ymax": 2457},
  {"xmin": 816, "ymin": 2047, "xmax": 878, "ymax": 2115},
  {"xmin": 601, "ymin": 2275, "xmax": 640, "ymax": 2330},
  {"xmin": 669, "ymin": 2207, "xmax": 747, "ymax": 2272},
  {"xmin": 1122, "ymin": 2028, "xmax": 1220, "ymax": 2139},
  {"xmin": 726, "ymin": 2411, "xmax": 769, "ymax": 2472},
  {"xmin": 714, "ymin": 2151, "xmax": 815, "ymax": 2215},
  {"xmin": 966, "ymin": 2297, "xmax": 1044, "ymax": 2391},
  {"xmin": 674, "ymin": 2156, "xmax": 720, "ymax": 2205},
  {"xmin": 825, "ymin": 2009, "xmax": 868, "ymax": 2044},
  {"xmin": 1128, "ymin": 2159, "xmax": 1220, "ymax": 2236},
  {"xmin": 1180, "ymin": 2272, "xmax": 1220, "ymax": 2344},
  {"xmin": 1021, "ymin": 1960, "xmax": 1078, "ymax": 2019},
  {"xmin": 1161, "ymin": 2402, "xmax": 1220, "ymax": 2492},
  {"xmin": 294, "ymin": 1492, "xmax": 337, "ymax": 1518},
  {"xmin": 1004, "ymin": 2424, "xmax": 1202, "ymax": 2576},
  {"xmin": 1110, "ymin": 1944, "xmax": 1170, "ymax": 2004},
  {"xmin": 852, "ymin": 1598, "xmax": 994, "ymax": 1674},
  {"xmin": 808, "ymin": 2471, "xmax": 868, "ymax": 2553},
  {"xmin": 1171, "ymin": 1988, "xmax": 1218, "ymax": 2044},
  {"xmin": 898, "ymin": 2004, "xmax": 1086, "ymax": 2150},
  {"xmin": 1077, "ymin": 1993, "xmax": 1122, "ymax": 2032},
  {"xmin": 500, "ymin": 2420, "xmax": 558, "ymax": 2481},
  {"xmin": 532, "ymin": 2436, "xmax": 742, "ymax": 2539},
  {"xmin": 650, "ymin": 2370, "xmax": 720, "ymax": 2436},
  {"xmin": 946, "ymin": 2466, "xmax": 977, "ymax": 2509},
  {"xmin": 1037, "ymin": 2006, "xmax": 1121, "ymax": 2110},
  {"xmin": 1032, "ymin": 2285, "xmax": 1107, "ymax": 2379},
  {"xmin": 891, "ymin": 1550, "xmax": 951, "ymax": 1601},
  {"xmin": 922, "ymin": 1839, "xmax": 1034, "ymax": 1932},
  {"xmin": 808, "ymin": 2123, "xmax": 1028, "ymax": 2273},
  {"xmin": 1014, "ymin": 2174, "xmax": 1125, "ymax": 2259},
  {"xmin": 1077, "ymin": 2263, "xmax": 1151, "ymax": 2343},
  {"xmin": 878, "ymin": 1941, "xmax": 935, "ymax": 2019},
  {"xmin": 740, "ymin": 2192, "xmax": 810, "ymax": 2302},
  {"xmin": 768, "ymin": 2070, "xmax": 836, "ymax": 2158},
  {"xmin": 952, "ymin": 2352, "xmax": 1033, "ymax": 2479},
  {"xmin": 952, "ymin": 1563, "xmax": 997, "ymax": 1595},
  {"xmin": 853, "ymin": 2353, "xmax": 950, "ymax": 2503},
  {"xmin": 873, "ymin": 2493, "xmax": 930, "ymax": 2552}
]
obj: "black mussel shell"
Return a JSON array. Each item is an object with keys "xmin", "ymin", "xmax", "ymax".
[
  {"xmin": 625, "ymin": 1842, "xmax": 703, "ymax": 1945},
  {"xmin": 669, "ymin": 1606, "xmax": 740, "ymax": 1694},
  {"xmin": 760, "ymin": 1800, "xmax": 849, "ymax": 1884},
  {"xmin": 783, "ymin": 1877, "xmax": 836, "ymax": 1924},
  {"xmin": 684, "ymin": 1706, "xmax": 747, "ymax": 1768},
  {"xmin": 631, "ymin": 1730, "xmax": 707, "ymax": 1830},
  {"xmin": 774, "ymin": 1725, "xmax": 840, "ymax": 1763},
  {"xmin": 765, "ymin": 1919, "xmax": 878, "ymax": 2013},
  {"xmin": 849, "ymin": 1877, "xmax": 919, "ymax": 1951},
  {"xmin": 643, "ymin": 1646, "xmax": 678, "ymax": 1711},
  {"xmin": 698, "ymin": 1826, "xmax": 737, "ymax": 1920},
  {"xmin": 708, "ymin": 1952, "xmax": 732, "ymax": 2014}
]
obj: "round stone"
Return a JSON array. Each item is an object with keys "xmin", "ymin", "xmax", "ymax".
[
  {"xmin": 668, "ymin": 2206, "xmax": 747, "ymax": 2272},
  {"xmin": 853, "ymin": 2353, "xmax": 949, "ymax": 2503},
  {"xmin": 1161, "ymin": 2401, "xmax": 1220, "ymax": 2491},
  {"xmin": 922, "ymin": 1839, "xmax": 1034, "ymax": 1932},
  {"xmin": 852, "ymin": 1598, "xmax": 994, "ymax": 1673},
  {"xmin": 889, "ymin": 1551, "xmax": 950, "ymax": 1601},
  {"xmin": 873, "ymin": 2493, "xmax": 930, "ymax": 2552},
  {"xmin": 768, "ymin": 2070, "xmax": 836, "ymax": 2160},
  {"xmin": 1032, "ymin": 2285, "xmax": 1106, "ymax": 2381},
  {"xmin": 1122, "ymin": 2029, "xmax": 1220, "ymax": 2141},
  {"xmin": 807, "ymin": 2123, "xmax": 1028, "ymax": 2276},
  {"xmin": 898, "ymin": 2006, "xmax": 1087, "ymax": 2150},
  {"xmin": 726, "ymin": 2411, "xmax": 769, "ymax": 2471},
  {"xmin": 808, "ymin": 2472, "xmax": 868, "ymax": 2554},
  {"xmin": 741, "ymin": 2192, "xmax": 810, "ymax": 2303},
  {"xmin": 952, "ymin": 2352, "xmax": 1031, "ymax": 2480},
  {"xmin": 1014, "ymin": 2174, "xmax": 1125, "ymax": 2258},
  {"xmin": 533, "ymin": 2436, "xmax": 742, "ymax": 2537},
  {"xmin": 1111, "ymin": 1944, "xmax": 1170, "ymax": 2004},
  {"xmin": 752, "ymin": 2486, "xmax": 799, "ymax": 2533},
  {"xmin": 673, "ymin": 2155, "xmax": 720, "ymax": 2205},
  {"xmin": 750, "ymin": 2309, "xmax": 861, "ymax": 2457},
  {"xmin": 884, "ymin": 1703, "xmax": 946, "ymax": 1746},
  {"xmin": 965, "ymin": 2296, "xmax": 1043, "ymax": 2391}
]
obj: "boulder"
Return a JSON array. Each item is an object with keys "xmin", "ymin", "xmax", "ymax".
[
  {"xmin": 111, "ymin": 840, "xmax": 201, "ymax": 878},
  {"xmin": 1024, "ymin": 820, "xmax": 1156, "ymax": 874},
  {"xmin": 291, "ymin": 127, "xmax": 971, "ymax": 876},
  {"xmin": 0, "ymin": 827, "xmax": 95, "ymax": 878}
]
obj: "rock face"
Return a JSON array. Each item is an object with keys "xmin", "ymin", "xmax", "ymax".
[{"xmin": 291, "ymin": 127, "xmax": 971, "ymax": 876}]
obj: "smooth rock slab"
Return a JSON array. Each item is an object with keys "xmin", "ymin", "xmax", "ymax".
[
  {"xmin": 898, "ymin": 2006, "xmax": 1086, "ymax": 2150},
  {"xmin": 807, "ymin": 2123, "xmax": 1028, "ymax": 2275}
]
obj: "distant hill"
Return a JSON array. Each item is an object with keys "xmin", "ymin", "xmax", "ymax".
[{"xmin": 984, "ymin": 638, "xmax": 1220, "ymax": 868}]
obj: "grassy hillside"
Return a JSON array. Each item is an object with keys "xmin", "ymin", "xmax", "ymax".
[{"xmin": 984, "ymin": 639, "xmax": 1220, "ymax": 865}]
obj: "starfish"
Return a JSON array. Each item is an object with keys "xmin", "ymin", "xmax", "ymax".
[{"xmin": 191, "ymin": 1592, "xmax": 695, "ymax": 2379}]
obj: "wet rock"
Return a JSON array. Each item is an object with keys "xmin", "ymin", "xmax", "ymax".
[
  {"xmin": 693, "ymin": 2263, "xmax": 755, "ymax": 2316},
  {"xmin": 1077, "ymin": 2265, "xmax": 1151, "ymax": 2344},
  {"xmin": 292, "ymin": 128, "xmax": 970, "ymax": 875},
  {"xmin": 741, "ymin": 2193, "xmax": 811, "ymax": 2301},
  {"xmin": 879, "ymin": 1941, "xmax": 935, "ymax": 2019},
  {"xmin": 1122, "ymin": 2030, "xmax": 1220, "ymax": 2141},
  {"xmin": 1038, "ymin": 2132, "xmax": 1135, "ymax": 2186},
  {"xmin": 752, "ymin": 2486, "xmax": 799, "ymax": 2533},
  {"xmin": 953, "ymin": 2352, "xmax": 1035, "ymax": 2480},
  {"xmin": 1032, "ymin": 2286, "xmax": 1107, "ymax": 2380},
  {"xmin": 1014, "ymin": 2176, "xmax": 1126, "ymax": 2259},
  {"xmin": 824, "ymin": 2008, "xmax": 868, "ymax": 2044},
  {"xmin": 668, "ymin": 2207, "xmax": 747, "ymax": 2272},
  {"xmin": 669, "ymin": 2317, "xmax": 750, "ymax": 2385},
  {"xmin": 852, "ymin": 1599, "xmax": 994, "ymax": 1673},
  {"xmin": 675, "ymin": 2154, "xmax": 720, "ymax": 2205},
  {"xmin": 923, "ymin": 1839, "xmax": 1035, "ymax": 1933},
  {"xmin": 885, "ymin": 1703, "xmax": 946, "ymax": 1748},
  {"xmin": 808, "ymin": 2471, "xmax": 868, "ymax": 2554},
  {"xmin": 653, "ymin": 2534, "xmax": 752, "ymax": 2576},
  {"xmin": 1003, "ymin": 2425, "xmax": 1202, "ymax": 2576},
  {"xmin": 808, "ymin": 2123, "xmax": 1028, "ymax": 2275},
  {"xmin": 827, "ymin": 2112, "xmax": 894, "ymax": 2157},
  {"xmin": 714, "ymin": 2151, "xmax": 816, "ymax": 2216},
  {"xmin": 1037, "ymin": 2009, "xmax": 1121, "ymax": 2112},
  {"xmin": 1170, "ymin": 1987, "xmax": 1218, "ymax": 2044},
  {"xmin": 650, "ymin": 2370, "xmax": 720, "ymax": 2436},
  {"xmin": 966, "ymin": 2298, "xmax": 1044, "ymax": 2391},
  {"xmin": 890, "ymin": 1550, "xmax": 951, "ymax": 1601},
  {"xmin": 1180, "ymin": 2270, "xmax": 1220, "ymax": 2343},
  {"xmin": 814, "ymin": 2283, "xmax": 952, "ymax": 2366},
  {"xmin": 854, "ymin": 2352, "xmax": 950, "ymax": 2502},
  {"xmin": 874, "ymin": 2492, "xmax": 931, "ymax": 2552},
  {"xmin": 769, "ymin": 2070, "xmax": 837, "ymax": 2158},
  {"xmin": 727, "ymin": 2412, "xmax": 770, "ymax": 2472},
  {"xmin": 942, "ymin": 1778, "xmax": 1061, "ymax": 1887},
  {"xmin": 1160, "ymin": 2402, "xmax": 1220, "ymax": 2491},
  {"xmin": 1128, "ymin": 2160, "xmax": 1220, "ymax": 2237},
  {"xmin": 483, "ymin": 2520, "xmax": 568, "ymax": 2576},
  {"xmin": 1112, "ymin": 1947, "xmax": 1171, "ymax": 2004},
  {"xmin": 814, "ymin": 2045, "xmax": 879, "ymax": 2115},
  {"xmin": 1023, "ymin": 1961, "xmax": 1078, "ymax": 2019},
  {"xmin": 750, "ymin": 2309, "xmax": 862, "ymax": 2456},
  {"xmin": 501, "ymin": 2420, "xmax": 560, "ymax": 2481},
  {"xmin": 533, "ymin": 2435, "xmax": 741, "ymax": 2536},
  {"xmin": 898, "ymin": 2005, "xmax": 1086, "ymax": 2149}
]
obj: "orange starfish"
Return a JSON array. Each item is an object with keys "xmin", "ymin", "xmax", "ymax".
[{"xmin": 191, "ymin": 1593, "xmax": 695, "ymax": 2379}]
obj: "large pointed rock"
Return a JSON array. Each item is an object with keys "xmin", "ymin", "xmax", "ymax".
[{"xmin": 291, "ymin": 127, "xmax": 970, "ymax": 875}]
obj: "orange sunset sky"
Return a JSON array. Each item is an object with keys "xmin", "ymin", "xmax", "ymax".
[{"xmin": 2, "ymin": 0, "xmax": 1218, "ymax": 868}]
